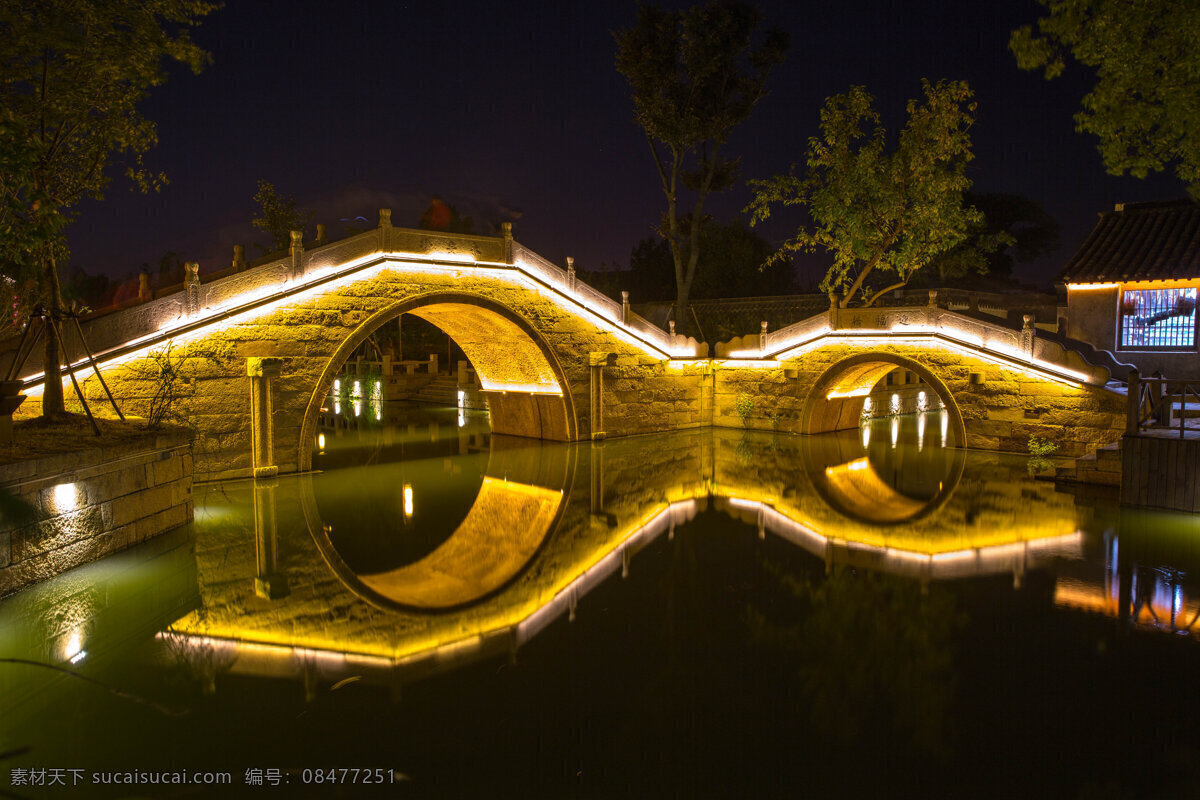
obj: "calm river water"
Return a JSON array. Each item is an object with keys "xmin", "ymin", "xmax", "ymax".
[{"xmin": 2, "ymin": 405, "xmax": 1200, "ymax": 798}]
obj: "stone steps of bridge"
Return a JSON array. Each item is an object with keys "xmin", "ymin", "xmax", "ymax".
[
  {"xmin": 412, "ymin": 376, "xmax": 461, "ymax": 405},
  {"xmin": 1059, "ymin": 441, "xmax": 1122, "ymax": 487}
]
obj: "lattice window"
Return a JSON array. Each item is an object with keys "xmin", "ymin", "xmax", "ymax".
[{"xmin": 1118, "ymin": 287, "xmax": 1197, "ymax": 350}]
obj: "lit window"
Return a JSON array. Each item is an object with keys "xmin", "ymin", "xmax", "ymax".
[{"xmin": 1119, "ymin": 287, "xmax": 1196, "ymax": 350}]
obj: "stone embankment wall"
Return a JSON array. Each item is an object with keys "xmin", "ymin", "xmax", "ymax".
[{"xmin": 0, "ymin": 430, "xmax": 193, "ymax": 596}]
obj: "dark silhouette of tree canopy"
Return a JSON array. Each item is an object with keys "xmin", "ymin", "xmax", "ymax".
[
  {"xmin": 615, "ymin": 0, "xmax": 788, "ymax": 332},
  {"xmin": 251, "ymin": 179, "xmax": 312, "ymax": 254},
  {"xmin": 747, "ymin": 80, "xmax": 982, "ymax": 308},
  {"xmin": 0, "ymin": 0, "xmax": 216, "ymax": 417},
  {"xmin": 626, "ymin": 216, "xmax": 793, "ymax": 300},
  {"xmin": 1011, "ymin": 0, "xmax": 1200, "ymax": 196},
  {"xmin": 926, "ymin": 192, "xmax": 1060, "ymax": 286}
]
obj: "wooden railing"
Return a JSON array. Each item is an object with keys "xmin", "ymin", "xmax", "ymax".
[{"xmin": 1126, "ymin": 370, "xmax": 1200, "ymax": 437}]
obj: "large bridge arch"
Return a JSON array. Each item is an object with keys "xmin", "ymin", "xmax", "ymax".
[
  {"xmin": 800, "ymin": 352, "xmax": 967, "ymax": 447},
  {"xmin": 298, "ymin": 291, "xmax": 579, "ymax": 472}
]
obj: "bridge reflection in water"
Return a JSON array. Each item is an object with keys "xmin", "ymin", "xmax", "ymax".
[{"xmin": 157, "ymin": 409, "xmax": 1200, "ymax": 688}]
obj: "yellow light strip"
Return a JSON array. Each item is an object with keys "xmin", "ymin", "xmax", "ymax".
[
  {"xmin": 776, "ymin": 330, "xmax": 1092, "ymax": 386},
  {"xmin": 21, "ymin": 250, "xmax": 704, "ymax": 393},
  {"xmin": 1066, "ymin": 282, "xmax": 1119, "ymax": 291},
  {"xmin": 826, "ymin": 387, "xmax": 872, "ymax": 399}
]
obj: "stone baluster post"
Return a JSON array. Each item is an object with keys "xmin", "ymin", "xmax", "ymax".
[
  {"xmin": 315, "ymin": 223, "xmax": 326, "ymax": 244},
  {"xmin": 1021, "ymin": 314, "xmax": 1036, "ymax": 359},
  {"xmin": 621, "ymin": 291, "xmax": 630, "ymax": 325},
  {"xmin": 760, "ymin": 321, "xmax": 769, "ymax": 355},
  {"xmin": 566, "ymin": 256, "xmax": 576, "ymax": 292},
  {"xmin": 233, "ymin": 244, "xmax": 246, "ymax": 272},
  {"xmin": 501, "ymin": 222, "xmax": 514, "ymax": 264},
  {"xmin": 184, "ymin": 262, "xmax": 201, "ymax": 318},
  {"xmin": 289, "ymin": 230, "xmax": 304, "ymax": 282},
  {"xmin": 927, "ymin": 289, "xmax": 938, "ymax": 326},
  {"xmin": 248, "ymin": 357, "xmax": 283, "ymax": 478},
  {"xmin": 378, "ymin": 208, "xmax": 392, "ymax": 250},
  {"xmin": 138, "ymin": 271, "xmax": 152, "ymax": 302},
  {"xmin": 828, "ymin": 291, "xmax": 840, "ymax": 330}
]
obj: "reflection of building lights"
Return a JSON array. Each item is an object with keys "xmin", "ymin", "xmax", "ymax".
[
  {"xmin": 917, "ymin": 412, "xmax": 926, "ymax": 451},
  {"xmin": 352, "ymin": 381, "xmax": 362, "ymax": 400},
  {"xmin": 861, "ymin": 423, "xmax": 870, "ymax": 448},
  {"xmin": 940, "ymin": 409, "xmax": 949, "ymax": 447},
  {"xmin": 333, "ymin": 379, "xmax": 341, "ymax": 393},
  {"xmin": 334, "ymin": 400, "xmax": 341, "ymax": 415},
  {"xmin": 457, "ymin": 390, "xmax": 465, "ymax": 409},
  {"xmin": 317, "ymin": 433, "xmax": 326, "ymax": 450},
  {"xmin": 890, "ymin": 416, "xmax": 899, "ymax": 447},
  {"xmin": 458, "ymin": 409, "xmax": 465, "ymax": 428},
  {"xmin": 352, "ymin": 400, "xmax": 361, "ymax": 417},
  {"xmin": 52, "ymin": 483, "xmax": 78, "ymax": 513},
  {"xmin": 403, "ymin": 484, "xmax": 414, "ymax": 518}
]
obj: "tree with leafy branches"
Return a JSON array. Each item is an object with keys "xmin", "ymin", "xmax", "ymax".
[
  {"xmin": 747, "ymin": 80, "xmax": 983, "ymax": 308},
  {"xmin": 0, "ymin": 0, "xmax": 216, "ymax": 418},
  {"xmin": 615, "ymin": 0, "xmax": 788, "ymax": 331},
  {"xmin": 1011, "ymin": 0, "xmax": 1200, "ymax": 197},
  {"xmin": 251, "ymin": 179, "xmax": 312, "ymax": 254}
]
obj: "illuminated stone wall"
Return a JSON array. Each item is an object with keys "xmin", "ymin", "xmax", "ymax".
[
  {"xmin": 58, "ymin": 271, "xmax": 709, "ymax": 479},
  {"xmin": 0, "ymin": 429, "xmax": 193, "ymax": 597},
  {"xmin": 710, "ymin": 342, "xmax": 1126, "ymax": 458}
]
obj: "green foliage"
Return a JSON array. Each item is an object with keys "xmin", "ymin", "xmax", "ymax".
[
  {"xmin": 615, "ymin": 1, "xmax": 788, "ymax": 326},
  {"xmin": 1028, "ymin": 435, "xmax": 1058, "ymax": 457},
  {"xmin": 626, "ymin": 216, "xmax": 793, "ymax": 300},
  {"xmin": 136, "ymin": 343, "xmax": 195, "ymax": 430},
  {"xmin": 0, "ymin": 0, "xmax": 216, "ymax": 415},
  {"xmin": 768, "ymin": 410, "xmax": 782, "ymax": 430},
  {"xmin": 747, "ymin": 80, "xmax": 982, "ymax": 308},
  {"xmin": 252, "ymin": 180, "xmax": 312, "ymax": 254},
  {"xmin": 1011, "ymin": 1, "xmax": 1200, "ymax": 196},
  {"xmin": 734, "ymin": 393, "xmax": 754, "ymax": 427}
]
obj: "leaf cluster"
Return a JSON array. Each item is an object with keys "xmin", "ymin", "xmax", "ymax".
[
  {"xmin": 747, "ymin": 80, "xmax": 982, "ymax": 307},
  {"xmin": 0, "ymin": 0, "xmax": 217, "ymax": 283},
  {"xmin": 251, "ymin": 179, "xmax": 312, "ymax": 254},
  {"xmin": 615, "ymin": 0, "xmax": 787, "ymax": 319},
  {"xmin": 1011, "ymin": 0, "xmax": 1200, "ymax": 195}
]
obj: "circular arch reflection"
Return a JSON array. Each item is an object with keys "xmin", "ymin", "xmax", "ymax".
[
  {"xmin": 801, "ymin": 421, "xmax": 966, "ymax": 525},
  {"xmin": 300, "ymin": 436, "xmax": 575, "ymax": 612}
]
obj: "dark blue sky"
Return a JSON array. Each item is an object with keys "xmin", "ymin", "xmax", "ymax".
[{"xmin": 67, "ymin": 0, "xmax": 1180, "ymax": 290}]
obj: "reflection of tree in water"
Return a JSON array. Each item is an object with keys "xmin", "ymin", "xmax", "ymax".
[
  {"xmin": 749, "ymin": 564, "xmax": 963, "ymax": 756},
  {"xmin": 161, "ymin": 610, "xmax": 235, "ymax": 697}
]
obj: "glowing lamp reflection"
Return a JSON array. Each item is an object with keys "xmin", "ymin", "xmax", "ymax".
[
  {"xmin": 403, "ymin": 484, "xmax": 414, "ymax": 518},
  {"xmin": 317, "ymin": 433, "xmax": 326, "ymax": 450}
]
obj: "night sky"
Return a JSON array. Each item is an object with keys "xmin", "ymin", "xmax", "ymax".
[{"xmin": 65, "ymin": 0, "xmax": 1181, "ymax": 291}]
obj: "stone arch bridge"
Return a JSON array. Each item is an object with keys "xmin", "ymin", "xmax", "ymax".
[{"xmin": 8, "ymin": 212, "xmax": 1126, "ymax": 479}]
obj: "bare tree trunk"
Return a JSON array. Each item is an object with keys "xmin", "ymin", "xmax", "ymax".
[{"xmin": 41, "ymin": 253, "xmax": 65, "ymax": 417}]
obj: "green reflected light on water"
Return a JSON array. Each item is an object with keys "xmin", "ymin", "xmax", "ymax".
[{"xmin": 3, "ymin": 406, "xmax": 1200, "ymax": 796}]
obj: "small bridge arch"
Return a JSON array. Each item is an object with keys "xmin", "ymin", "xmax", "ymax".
[
  {"xmin": 298, "ymin": 292, "xmax": 579, "ymax": 471},
  {"xmin": 801, "ymin": 352, "xmax": 967, "ymax": 446}
]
